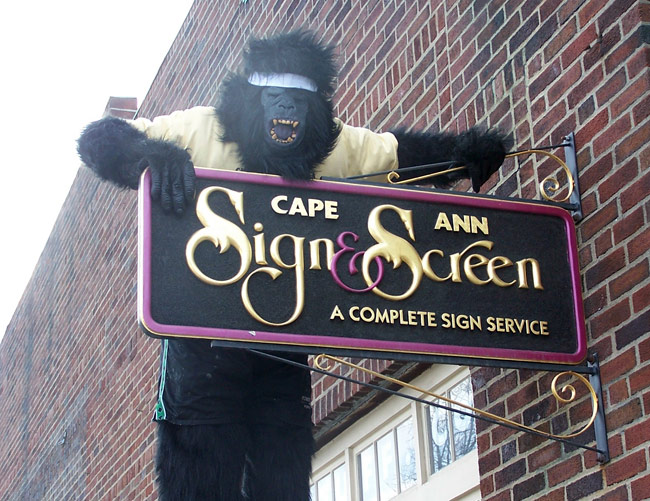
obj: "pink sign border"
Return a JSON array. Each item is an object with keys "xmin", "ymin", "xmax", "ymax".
[{"xmin": 138, "ymin": 168, "xmax": 588, "ymax": 365}]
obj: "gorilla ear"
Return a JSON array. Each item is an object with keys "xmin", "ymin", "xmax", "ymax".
[{"xmin": 243, "ymin": 30, "xmax": 338, "ymax": 97}]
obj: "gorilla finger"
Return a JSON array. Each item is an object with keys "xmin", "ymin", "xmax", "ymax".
[
  {"xmin": 475, "ymin": 162, "xmax": 494, "ymax": 192},
  {"xmin": 468, "ymin": 164, "xmax": 485, "ymax": 193},
  {"xmin": 150, "ymin": 163, "xmax": 162, "ymax": 200},
  {"xmin": 172, "ymin": 189, "xmax": 185, "ymax": 214},
  {"xmin": 170, "ymin": 169, "xmax": 186, "ymax": 214},
  {"xmin": 160, "ymin": 165, "xmax": 172, "ymax": 212},
  {"xmin": 183, "ymin": 161, "xmax": 196, "ymax": 203}
]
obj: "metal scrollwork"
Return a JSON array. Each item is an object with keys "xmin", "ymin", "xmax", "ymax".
[
  {"xmin": 385, "ymin": 149, "xmax": 577, "ymax": 205},
  {"xmin": 550, "ymin": 371, "xmax": 599, "ymax": 439},
  {"xmin": 506, "ymin": 149, "xmax": 576, "ymax": 203},
  {"xmin": 314, "ymin": 354, "xmax": 599, "ymax": 441}
]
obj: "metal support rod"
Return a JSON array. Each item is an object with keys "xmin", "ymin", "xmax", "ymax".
[
  {"xmin": 327, "ymin": 134, "xmax": 584, "ymax": 219},
  {"xmin": 588, "ymin": 354, "xmax": 610, "ymax": 463},
  {"xmin": 563, "ymin": 132, "xmax": 583, "ymax": 221},
  {"xmin": 246, "ymin": 349, "xmax": 609, "ymax": 457}
]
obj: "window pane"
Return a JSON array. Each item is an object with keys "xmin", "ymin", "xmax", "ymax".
[
  {"xmin": 376, "ymin": 431, "xmax": 398, "ymax": 500},
  {"xmin": 317, "ymin": 473, "xmax": 333, "ymax": 501},
  {"xmin": 428, "ymin": 401, "xmax": 451, "ymax": 472},
  {"xmin": 450, "ymin": 378, "xmax": 477, "ymax": 459},
  {"xmin": 358, "ymin": 445, "xmax": 378, "ymax": 501},
  {"xmin": 396, "ymin": 418, "xmax": 417, "ymax": 491},
  {"xmin": 333, "ymin": 464, "xmax": 348, "ymax": 501}
]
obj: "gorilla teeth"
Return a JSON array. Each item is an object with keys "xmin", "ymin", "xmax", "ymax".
[
  {"xmin": 270, "ymin": 119, "xmax": 299, "ymax": 143},
  {"xmin": 272, "ymin": 119, "xmax": 299, "ymax": 126}
]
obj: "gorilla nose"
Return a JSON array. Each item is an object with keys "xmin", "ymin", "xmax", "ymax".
[{"xmin": 278, "ymin": 102, "xmax": 295, "ymax": 112}]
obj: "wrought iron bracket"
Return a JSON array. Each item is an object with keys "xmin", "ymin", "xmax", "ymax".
[
  {"xmin": 246, "ymin": 348, "xmax": 611, "ymax": 464},
  {"xmin": 555, "ymin": 133, "xmax": 583, "ymax": 221},
  {"xmin": 325, "ymin": 132, "xmax": 584, "ymax": 221},
  {"xmin": 588, "ymin": 354, "xmax": 610, "ymax": 462}
]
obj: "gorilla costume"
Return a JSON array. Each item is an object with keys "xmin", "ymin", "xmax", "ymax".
[{"xmin": 78, "ymin": 31, "xmax": 509, "ymax": 500}]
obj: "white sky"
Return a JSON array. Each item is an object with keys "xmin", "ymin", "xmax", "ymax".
[{"xmin": 0, "ymin": 1, "xmax": 194, "ymax": 337}]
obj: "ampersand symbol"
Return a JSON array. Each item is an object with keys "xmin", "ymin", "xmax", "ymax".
[{"xmin": 330, "ymin": 231, "xmax": 384, "ymax": 293}]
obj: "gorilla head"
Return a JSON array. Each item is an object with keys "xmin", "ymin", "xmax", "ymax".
[{"xmin": 216, "ymin": 31, "xmax": 340, "ymax": 180}]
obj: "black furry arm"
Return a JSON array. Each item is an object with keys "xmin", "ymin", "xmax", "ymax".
[
  {"xmin": 77, "ymin": 116, "xmax": 195, "ymax": 213},
  {"xmin": 390, "ymin": 128, "xmax": 511, "ymax": 192}
]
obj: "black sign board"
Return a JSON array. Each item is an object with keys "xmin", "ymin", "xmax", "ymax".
[{"xmin": 139, "ymin": 168, "xmax": 587, "ymax": 365}]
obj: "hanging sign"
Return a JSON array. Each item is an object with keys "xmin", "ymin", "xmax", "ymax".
[{"xmin": 138, "ymin": 168, "xmax": 587, "ymax": 365}]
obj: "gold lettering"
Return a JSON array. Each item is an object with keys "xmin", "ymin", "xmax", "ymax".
[
  {"xmin": 270, "ymin": 195, "xmax": 288, "ymax": 214},
  {"xmin": 309, "ymin": 238, "xmax": 335, "ymax": 270},
  {"xmin": 486, "ymin": 316, "xmax": 550, "ymax": 335},
  {"xmin": 363, "ymin": 204, "xmax": 423, "ymax": 300},
  {"xmin": 442, "ymin": 312, "xmax": 481, "ymax": 330},
  {"xmin": 449, "ymin": 240, "xmax": 494, "ymax": 283},
  {"xmin": 186, "ymin": 186, "xmax": 252, "ymax": 286},
  {"xmin": 464, "ymin": 254, "xmax": 491, "ymax": 285},
  {"xmin": 272, "ymin": 195, "xmax": 339, "ymax": 219},
  {"xmin": 324, "ymin": 201, "xmax": 339, "ymax": 220},
  {"xmin": 452, "ymin": 214, "xmax": 471, "ymax": 233},
  {"xmin": 375, "ymin": 308, "xmax": 390, "ymax": 323},
  {"xmin": 308, "ymin": 198, "xmax": 324, "ymax": 216},
  {"xmin": 330, "ymin": 305, "xmax": 345, "ymax": 320},
  {"xmin": 434, "ymin": 212, "xmax": 452, "ymax": 231},
  {"xmin": 289, "ymin": 197, "xmax": 308, "ymax": 217},
  {"xmin": 516, "ymin": 258, "xmax": 544, "ymax": 289},
  {"xmin": 435, "ymin": 213, "xmax": 489, "ymax": 234},
  {"xmin": 422, "ymin": 249, "xmax": 452, "ymax": 282},
  {"xmin": 471, "ymin": 216, "xmax": 489, "ymax": 235},
  {"xmin": 253, "ymin": 223, "xmax": 268, "ymax": 265},
  {"xmin": 241, "ymin": 234, "xmax": 305, "ymax": 327},
  {"xmin": 487, "ymin": 256, "xmax": 516, "ymax": 287}
]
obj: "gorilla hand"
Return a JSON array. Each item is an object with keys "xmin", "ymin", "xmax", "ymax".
[
  {"xmin": 391, "ymin": 127, "xmax": 511, "ymax": 192},
  {"xmin": 452, "ymin": 128, "xmax": 511, "ymax": 192},
  {"xmin": 78, "ymin": 116, "xmax": 195, "ymax": 213},
  {"xmin": 141, "ymin": 139, "xmax": 195, "ymax": 214}
]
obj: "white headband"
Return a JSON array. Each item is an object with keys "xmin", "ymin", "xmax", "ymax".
[{"xmin": 248, "ymin": 72, "xmax": 318, "ymax": 92}]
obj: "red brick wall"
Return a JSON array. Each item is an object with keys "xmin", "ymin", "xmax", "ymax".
[
  {"xmin": 0, "ymin": 0, "xmax": 648, "ymax": 499},
  {"xmin": 460, "ymin": 0, "xmax": 650, "ymax": 499}
]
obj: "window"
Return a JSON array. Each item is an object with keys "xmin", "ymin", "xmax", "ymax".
[
  {"xmin": 357, "ymin": 418, "xmax": 417, "ymax": 500},
  {"xmin": 311, "ymin": 463, "xmax": 348, "ymax": 501},
  {"xmin": 427, "ymin": 377, "xmax": 477, "ymax": 473},
  {"xmin": 311, "ymin": 365, "xmax": 480, "ymax": 501}
]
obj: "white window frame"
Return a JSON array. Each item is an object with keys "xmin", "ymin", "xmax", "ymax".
[{"xmin": 311, "ymin": 364, "xmax": 480, "ymax": 501}]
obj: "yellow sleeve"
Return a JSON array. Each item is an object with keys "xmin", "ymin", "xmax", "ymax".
[
  {"xmin": 316, "ymin": 119, "xmax": 399, "ymax": 180},
  {"xmin": 129, "ymin": 107, "xmax": 242, "ymax": 171}
]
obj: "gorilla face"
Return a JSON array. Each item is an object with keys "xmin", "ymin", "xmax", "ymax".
[
  {"xmin": 260, "ymin": 87, "xmax": 309, "ymax": 149},
  {"xmin": 217, "ymin": 74, "xmax": 338, "ymax": 180}
]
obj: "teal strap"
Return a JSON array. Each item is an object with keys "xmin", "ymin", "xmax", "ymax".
[{"xmin": 155, "ymin": 339, "xmax": 169, "ymax": 420}]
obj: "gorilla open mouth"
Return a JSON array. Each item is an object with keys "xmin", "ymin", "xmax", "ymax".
[{"xmin": 269, "ymin": 118, "xmax": 300, "ymax": 144}]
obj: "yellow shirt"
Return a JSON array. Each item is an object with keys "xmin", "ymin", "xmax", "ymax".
[{"xmin": 130, "ymin": 106, "xmax": 398, "ymax": 181}]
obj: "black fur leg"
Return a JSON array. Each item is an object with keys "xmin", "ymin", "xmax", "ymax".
[
  {"xmin": 156, "ymin": 421, "xmax": 250, "ymax": 501},
  {"xmin": 248, "ymin": 424, "xmax": 314, "ymax": 501}
]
